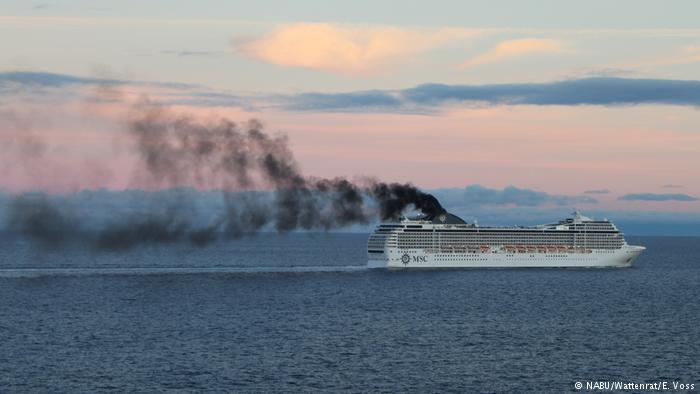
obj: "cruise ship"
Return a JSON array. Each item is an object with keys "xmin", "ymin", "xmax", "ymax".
[{"xmin": 367, "ymin": 211, "xmax": 645, "ymax": 269}]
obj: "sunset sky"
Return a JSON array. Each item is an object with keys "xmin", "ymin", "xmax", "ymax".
[{"xmin": 1, "ymin": 0, "xmax": 699, "ymax": 232}]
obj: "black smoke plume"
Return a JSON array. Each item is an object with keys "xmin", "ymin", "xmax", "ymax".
[
  {"xmin": 3, "ymin": 105, "xmax": 445, "ymax": 250},
  {"xmin": 370, "ymin": 182, "xmax": 445, "ymax": 221},
  {"xmin": 5, "ymin": 193, "xmax": 79, "ymax": 248}
]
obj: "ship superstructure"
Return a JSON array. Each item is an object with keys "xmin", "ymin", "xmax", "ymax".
[{"xmin": 367, "ymin": 211, "xmax": 645, "ymax": 269}]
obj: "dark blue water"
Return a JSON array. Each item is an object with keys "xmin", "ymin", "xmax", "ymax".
[{"xmin": 1, "ymin": 234, "xmax": 698, "ymax": 392}]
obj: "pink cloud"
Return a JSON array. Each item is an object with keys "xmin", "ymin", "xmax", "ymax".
[
  {"xmin": 617, "ymin": 45, "xmax": 700, "ymax": 70},
  {"xmin": 235, "ymin": 23, "xmax": 479, "ymax": 74},
  {"xmin": 460, "ymin": 38, "xmax": 564, "ymax": 68}
]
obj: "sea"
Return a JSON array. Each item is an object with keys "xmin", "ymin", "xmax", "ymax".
[{"xmin": 1, "ymin": 234, "xmax": 698, "ymax": 393}]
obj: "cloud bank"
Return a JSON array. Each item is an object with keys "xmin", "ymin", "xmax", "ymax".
[
  {"xmin": 0, "ymin": 71, "xmax": 201, "ymax": 90},
  {"xmin": 432, "ymin": 185, "xmax": 598, "ymax": 208},
  {"xmin": 281, "ymin": 77, "xmax": 700, "ymax": 111},
  {"xmin": 4, "ymin": 72, "xmax": 700, "ymax": 113},
  {"xmin": 618, "ymin": 193, "xmax": 699, "ymax": 202},
  {"xmin": 0, "ymin": 71, "xmax": 112, "ymax": 87},
  {"xmin": 3, "ymin": 189, "xmax": 699, "ymax": 236}
]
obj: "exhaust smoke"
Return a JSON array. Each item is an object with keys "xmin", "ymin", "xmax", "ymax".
[{"xmin": 2, "ymin": 104, "xmax": 445, "ymax": 250}]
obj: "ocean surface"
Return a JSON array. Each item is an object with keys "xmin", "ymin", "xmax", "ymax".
[{"xmin": 1, "ymin": 234, "xmax": 698, "ymax": 392}]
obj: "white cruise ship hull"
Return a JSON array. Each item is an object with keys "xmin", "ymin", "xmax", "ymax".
[
  {"xmin": 368, "ymin": 245, "xmax": 646, "ymax": 269},
  {"xmin": 367, "ymin": 211, "xmax": 646, "ymax": 269}
]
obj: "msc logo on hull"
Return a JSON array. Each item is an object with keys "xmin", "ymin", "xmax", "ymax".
[{"xmin": 401, "ymin": 254, "xmax": 427, "ymax": 265}]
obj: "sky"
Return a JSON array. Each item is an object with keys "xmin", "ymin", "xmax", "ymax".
[{"xmin": 1, "ymin": 0, "xmax": 699, "ymax": 233}]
